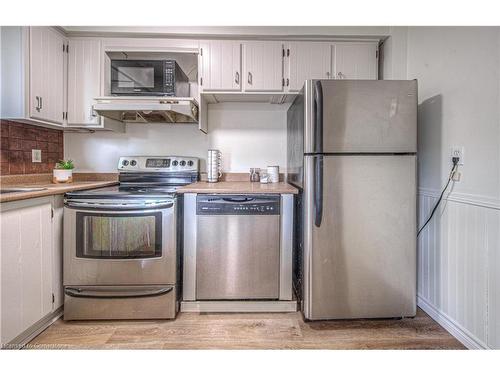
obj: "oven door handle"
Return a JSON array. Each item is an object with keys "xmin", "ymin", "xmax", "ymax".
[
  {"xmin": 64, "ymin": 287, "xmax": 174, "ymax": 299},
  {"xmin": 64, "ymin": 201, "xmax": 174, "ymax": 210}
]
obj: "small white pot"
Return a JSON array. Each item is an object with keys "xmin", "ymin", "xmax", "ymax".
[{"xmin": 53, "ymin": 169, "xmax": 73, "ymax": 183}]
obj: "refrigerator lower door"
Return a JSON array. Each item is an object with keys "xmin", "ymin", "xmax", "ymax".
[{"xmin": 302, "ymin": 154, "xmax": 417, "ymax": 320}]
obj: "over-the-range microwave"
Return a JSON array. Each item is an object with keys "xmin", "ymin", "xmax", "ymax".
[{"xmin": 110, "ymin": 59, "xmax": 189, "ymax": 97}]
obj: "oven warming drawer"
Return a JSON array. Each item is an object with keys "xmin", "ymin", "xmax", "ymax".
[
  {"xmin": 196, "ymin": 213, "xmax": 280, "ymax": 300},
  {"xmin": 63, "ymin": 285, "xmax": 177, "ymax": 320}
]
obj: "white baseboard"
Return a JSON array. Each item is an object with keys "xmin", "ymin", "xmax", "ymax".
[
  {"xmin": 181, "ymin": 300, "xmax": 298, "ymax": 313},
  {"xmin": 418, "ymin": 296, "xmax": 487, "ymax": 350},
  {"xmin": 3, "ymin": 307, "xmax": 63, "ymax": 349}
]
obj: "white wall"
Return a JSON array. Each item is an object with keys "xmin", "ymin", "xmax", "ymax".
[
  {"xmin": 409, "ymin": 27, "xmax": 500, "ymax": 199},
  {"xmin": 64, "ymin": 124, "xmax": 208, "ymax": 172},
  {"xmin": 404, "ymin": 27, "xmax": 500, "ymax": 349},
  {"xmin": 380, "ymin": 27, "xmax": 408, "ymax": 80},
  {"xmin": 64, "ymin": 102, "xmax": 287, "ymax": 173},
  {"xmin": 207, "ymin": 103, "xmax": 287, "ymax": 172}
]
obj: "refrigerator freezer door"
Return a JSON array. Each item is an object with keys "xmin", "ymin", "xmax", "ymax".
[
  {"xmin": 303, "ymin": 80, "xmax": 417, "ymax": 154},
  {"xmin": 302, "ymin": 154, "xmax": 417, "ymax": 320}
]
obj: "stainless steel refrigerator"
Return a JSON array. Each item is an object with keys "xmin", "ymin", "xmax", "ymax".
[{"xmin": 287, "ymin": 80, "xmax": 417, "ymax": 320}]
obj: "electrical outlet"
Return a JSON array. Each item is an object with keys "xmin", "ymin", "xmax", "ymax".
[
  {"xmin": 452, "ymin": 171, "xmax": 461, "ymax": 182},
  {"xmin": 451, "ymin": 146, "xmax": 464, "ymax": 165},
  {"xmin": 32, "ymin": 149, "xmax": 42, "ymax": 163}
]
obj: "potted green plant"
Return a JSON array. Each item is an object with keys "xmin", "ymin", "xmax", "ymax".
[{"xmin": 53, "ymin": 159, "xmax": 75, "ymax": 183}]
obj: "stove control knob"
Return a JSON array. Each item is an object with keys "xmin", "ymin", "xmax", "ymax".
[
  {"xmin": 172, "ymin": 160, "xmax": 179, "ymax": 166},
  {"xmin": 130, "ymin": 160, "xmax": 137, "ymax": 166},
  {"xmin": 179, "ymin": 160, "xmax": 186, "ymax": 166},
  {"xmin": 122, "ymin": 160, "xmax": 129, "ymax": 166},
  {"xmin": 187, "ymin": 160, "xmax": 194, "ymax": 167}
]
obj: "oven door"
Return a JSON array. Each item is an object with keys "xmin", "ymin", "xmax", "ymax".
[
  {"xmin": 111, "ymin": 60, "xmax": 165, "ymax": 96},
  {"xmin": 63, "ymin": 200, "xmax": 176, "ymax": 286}
]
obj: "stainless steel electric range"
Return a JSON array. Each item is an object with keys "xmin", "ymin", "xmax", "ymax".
[{"xmin": 63, "ymin": 156, "xmax": 199, "ymax": 320}]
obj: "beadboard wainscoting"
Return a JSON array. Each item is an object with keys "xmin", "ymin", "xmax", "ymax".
[{"xmin": 417, "ymin": 188, "xmax": 500, "ymax": 349}]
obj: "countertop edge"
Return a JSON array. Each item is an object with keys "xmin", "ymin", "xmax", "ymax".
[
  {"xmin": 0, "ymin": 181, "xmax": 119, "ymax": 203},
  {"xmin": 177, "ymin": 182, "xmax": 299, "ymax": 195}
]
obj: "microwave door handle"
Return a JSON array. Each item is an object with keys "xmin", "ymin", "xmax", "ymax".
[{"xmin": 65, "ymin": 287, "xmax": 173, "ymax": 299}]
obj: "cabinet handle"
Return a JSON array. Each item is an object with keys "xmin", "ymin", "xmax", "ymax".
[
  {"xmin": 35, "ymin": 96, "xmax": 40, "ymax": 112},
  {"xmin": 286, "ymin": 78, "xmax": 289, "ymax": 86},
  {"xmin": 235, "ymin": 71, "xmax": 240, "ymax": 84},
  {"xmin": 248, "ymin": 72, "xmax": 252, "ymax": 85},
  {"xmin": 326, "ymin": 72, "xmax": 330, "ymax": 78},
  {"xmin": 337, "ymin": 72, "xmax": 345, "ymax": 79},
  {"xmin": 40, "ymin": 96, "xmax": 43, "ymax": 109}
]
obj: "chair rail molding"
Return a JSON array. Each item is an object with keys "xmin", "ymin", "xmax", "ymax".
[{"xmin": 418, "ymin": 187, "xmax": 500, "ymax": 211}]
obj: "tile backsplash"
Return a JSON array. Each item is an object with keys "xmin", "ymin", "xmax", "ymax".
[{"xmin": 0, "ymin": 120, "xmax": 64, "ymax": 175}]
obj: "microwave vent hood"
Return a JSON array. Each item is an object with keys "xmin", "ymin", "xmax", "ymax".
[{"xmin": 93, "ymin": 97, "xmax": 199, "ymax": 124}]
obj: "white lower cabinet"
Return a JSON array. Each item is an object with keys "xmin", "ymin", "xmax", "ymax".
[{"xmin": 0, "ymin": 196, "xmax": 63, "ymax": 347}]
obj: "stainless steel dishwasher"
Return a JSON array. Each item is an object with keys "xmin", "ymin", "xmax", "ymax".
[{"xmin": 196, "ymin": 194, "xmax": 281, "ymax": 300}]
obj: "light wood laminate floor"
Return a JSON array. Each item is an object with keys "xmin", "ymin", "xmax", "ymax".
[{"xmin": 27, "ymin": 308, "xmax": 465, "ymax": 349}]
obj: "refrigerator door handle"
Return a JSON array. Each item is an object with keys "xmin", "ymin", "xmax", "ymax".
[
  {"xmin": 314, "ymin": 80, "xmax": 324, "ymax": 153},
  {"xmin": 314, "ymin": 155, "xmax": 324, "ymax": 227}
]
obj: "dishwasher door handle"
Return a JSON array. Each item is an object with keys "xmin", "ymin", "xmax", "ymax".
[{"xmin": 222, "ymin": 197, "xmax": 254, "ymax": 203}]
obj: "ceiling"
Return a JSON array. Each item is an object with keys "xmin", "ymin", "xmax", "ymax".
[{"xmin": 60, "ymin": 26, "xmax": 390, "ymax": 40}]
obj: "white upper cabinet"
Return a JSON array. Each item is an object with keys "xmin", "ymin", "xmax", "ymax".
[
  {"xmin": 67, "ymin": 39, "xmax": 102, "ymax": 126},
  {"xmin": 243, "ymin": 41, "xmax": 284, "ymax": 92},
  {"xmin": 29, "ymin": 27, "xmax": 66, "ymax": 125},
  {"xmin": 285, "ymin": 41, "xmax": 332, "ymax": 92},
  {"xmin": 200, "ymin": 40, "xmax": 241, "ymax": 91},
  {"xmin": 333, "ymin": 42, "xmax": 378, "ymax": 80}
]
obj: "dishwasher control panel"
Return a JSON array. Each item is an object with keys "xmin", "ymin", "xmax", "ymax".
[{"xmin": 196, "ymin": 195, "xmax": 280, "ymax": 215}]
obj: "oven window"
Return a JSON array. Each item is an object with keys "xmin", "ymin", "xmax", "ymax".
[
  {"xmin": 117, "ymin": 67, "xmax": 155, "ymax": 88},
  {"xmin": 76, "ymin": 212, "xmax": 162, "ymax": 259}
]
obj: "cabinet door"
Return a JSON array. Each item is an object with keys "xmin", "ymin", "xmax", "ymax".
[
  {"xmin": 67, "ymin": 39, "xmax": 101, "ymax": 126},
  {"xmin": 200, "ymin": 40, "xmax": 241, "ymax": 91},
  {"xmin": 286, "ymin": 42, "xmax": 332, "ymax": 92},
  {"xmin": 29, "ymin": 27, "xmax": 45, "ymax": 121},
  {"xmin": 243, "ymin": 41, "xmax": 283, "ymax": 92},
  {"xmin": 0, "ymin": 198, "xmax": 53, "ymax": 345},
  {"xmin": 334, "ymin": 42, "xmax": 378, "ymax": 80},
  {"xmin": 29, "ymin": 27, "xmax": 66, "ymax": 125}
]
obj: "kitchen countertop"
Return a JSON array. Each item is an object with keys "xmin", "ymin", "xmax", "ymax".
[
  {"xmin": 0, "ymin": 180, "xmax": 118, "ymax": 203},
  {"xmin": 177, "ymin": 181, "xmax": 299, "ymax": 194}
]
